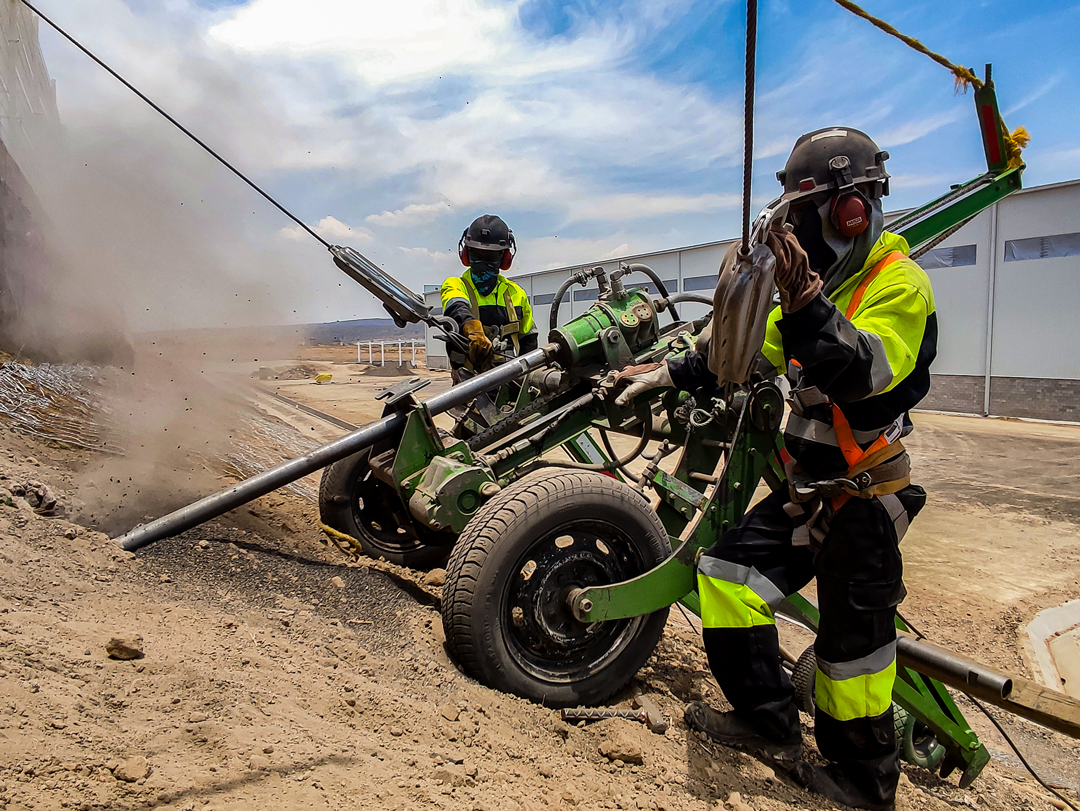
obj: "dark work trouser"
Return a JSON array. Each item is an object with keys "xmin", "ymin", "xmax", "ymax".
[{"xmin": 696, "ymin": 485, "xmax": 926, "ymax": 804}]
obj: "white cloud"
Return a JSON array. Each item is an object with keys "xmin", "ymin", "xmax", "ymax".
[
  {"xmin": 569, "ymin": 191, "xmax": 740, "ymax": 222},
  {"xmin": 209, "ymin": 0, "xmax": 620, "ymax": 88},
  {"xmin": 279, "ymin": 216, "xmax": 374, "ymax": 245},
  {"xmin": 367, "ymin": 202, "xmax": 453, "ymax": 227}
]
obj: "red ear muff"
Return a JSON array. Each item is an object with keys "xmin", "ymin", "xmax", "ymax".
[
  {"xmin": 831, "ymin": 193, "xmax": 869, "ymax": 237},
  {"xmin": 458, "ymin": 231, "xmax": 470, "ymax": 266},
  {"xmin": 500, "ymin": 229, "xmax": 516, "ymax": 270}
]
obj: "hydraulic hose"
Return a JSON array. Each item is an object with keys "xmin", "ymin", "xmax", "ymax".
[
  {"xmin": 623, "ymin": 264, "xmax": 681, "ymax": 322},
  {"xmin": 533, "ymin": 413, "xmax": 653, "ymax": 473},
  {"xmin": 663, "ymin": 292, "xmax": 713, "ymax": 307},
  {"xmin": 549, "ymin": 274, "xmax": 583, "ymax": 333},
  {"xmin": 598, "ymin": 427, "xmax": 640, "ymax": 479}
]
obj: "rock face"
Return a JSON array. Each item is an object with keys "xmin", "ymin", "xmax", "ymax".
[
  {"xmin": 113, "ymin": 756, "xmax": 150, "ymax": 783},
  {"xmin": 105, "ymin": 636, "xmax": 145, "ymax": 660}
]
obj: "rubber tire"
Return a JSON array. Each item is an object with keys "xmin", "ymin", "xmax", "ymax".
[
  {"xmin": 791, "ymin": 645, "xmax": 817, "ymax": 716},
  {"xmin": 318, "ymin": 449, "xmax": 450, "ymax": 569},
  {"xmin": 893, "ymin": 705, "xmax": 947, "ymax": 770},
  {"xmin": 441, "ymin": 469, "xmax": 671, "ymax": 707}
]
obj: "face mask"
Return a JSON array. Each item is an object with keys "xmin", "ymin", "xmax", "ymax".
[{"xmin": 470, "ymin": 261, "xmax": 501, "ymax": 296}]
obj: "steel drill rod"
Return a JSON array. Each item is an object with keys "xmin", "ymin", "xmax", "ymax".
[
  {"xmin": 897, "ymin": 635, "xmax": 1080, "ymax": 739},
  {"xmin": 115, "ymin": 346, "xmax": 555, "ymax": 551},
  {"xmin": 896, "ymin": 634, "xmax": 1012, "ymax": 702}
]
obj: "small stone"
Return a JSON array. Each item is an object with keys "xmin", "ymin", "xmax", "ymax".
[
  {"xmin": 51, "ymin": 720, "xmax": 67, "ymax": 729},
  {"xmin": 249, "ymin": 755, "xmax": 271, "ymax": 771},
  {"xmin": 432, "ymin": 765, "xmax": 465, "ymax": 787},
  {"xmin": 198, "ymin": 540, "xmax": 210, "ymax": 549},
  {"xmin": 424, "ymin": 568, "xmax": 446, "ymax": 587},
  {"xmin": 389, "ymin": 726, "xmax": 403, "ymax": 737},
  {"xmin": 159, "ymin": 575, "xmax": 171, "ymax": 583},
  {"xmin": 187, "ymin": 712, "xmax": 208, "ymax": 723},
  {"xmin": 105, "ymin": 636, "xmax": 144, "ymax": 660},
  {"xmin": 598, "ymin": 735, "xmax": 643, "ymax": 765},
  {"xmin": 64, "ymin": 527, "xmax": 78, "ymax": 540},
  {"xmin": 262, "ymin": 746, "xmax": 274, "ymax": 755},
  {"xmin": 440, "ymin": 705, "xmax": 460, "ymax": 722},
  {"xmin": 330, "ymin": 576, "xmax": 345, "ymax": 589},
  {"xmin": 114, "ymin": 757, "xmax": 151, "ymax": 783},
  {"xmin": 725, "ymin": 791, "xmax": 753, "ymax": 811}
]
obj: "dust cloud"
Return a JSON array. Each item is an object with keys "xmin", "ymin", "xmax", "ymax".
[{"xmin": 10, "ymin": 79, "xmax": 334, "ymax": 534}]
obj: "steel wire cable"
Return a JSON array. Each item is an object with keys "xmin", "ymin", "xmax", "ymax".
[
  {"xmin": 739, "ymin": 0, "xmax": 758, "ymax": 255},
  {"xmin": 17, "ymin": 0, "xmax": 330, "ymax": 249}
]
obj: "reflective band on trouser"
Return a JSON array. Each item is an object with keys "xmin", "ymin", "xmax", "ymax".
[
  {"xmin": 814, "ymin": 640, "xmax": 897, "ymax": 722},
  {"xmin": 697, "ymin": 556, "xmax": 785, "ymax": 629}
]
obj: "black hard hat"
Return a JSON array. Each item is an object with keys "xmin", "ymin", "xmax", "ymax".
[
  {"xmin": 462, "ymin": 214, "xmax": 513, "ymax": 251},
  {"xmin": 776, "ymin": 128, "xmax": 890, "ymax": 204}
]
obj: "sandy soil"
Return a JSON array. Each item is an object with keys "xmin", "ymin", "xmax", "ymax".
[{"xmin": 0, "ymin": 348, "xmax": 1075, "ymax": 811}]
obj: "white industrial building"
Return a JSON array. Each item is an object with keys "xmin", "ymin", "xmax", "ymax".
[{"xmin": 426, "ymin": 179, "xmax": 1080, "ymax": 422}]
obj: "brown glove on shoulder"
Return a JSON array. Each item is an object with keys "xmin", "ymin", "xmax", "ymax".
[
  {"xmin": 463, "ymin": 319, "xmax": 494, "ymax": 371},
  {"xmin": 765, "ymin": 226, "xmax": 823, "ymax": 313}
]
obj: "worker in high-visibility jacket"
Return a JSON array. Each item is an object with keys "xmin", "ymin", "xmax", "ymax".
[
  {"xmin": 441, "ymin": 215, "xmax": 536, "ymax": 378},
  {"xmin": 615, "ymin": 128, "xmax": 936, "ymax": 811}
]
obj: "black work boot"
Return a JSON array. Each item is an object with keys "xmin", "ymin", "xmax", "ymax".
[
  {"xmin": 793, "ymin": 762, "xmax": 896, "ymax": 811},
  {"xmin": 684, "ymin": 702, "xmax": 802, "ymax": 763}
]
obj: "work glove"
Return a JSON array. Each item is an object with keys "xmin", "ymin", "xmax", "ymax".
[
  {"xmin": 462, "ymin": 319, "xmax": 494, "ymax": 371},
  {"xmin": 613, "ymin": 362, "xmax": 673, "ymax": 407},
  {"xmin": 765, "ymin": 225, "xmax": 823, "ymax": 313}
]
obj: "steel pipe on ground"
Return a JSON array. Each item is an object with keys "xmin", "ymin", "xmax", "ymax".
[
  {"xmin": 897, "ymin": 634, "xmax": 1080, "ymax": 739},
  {"xmin": 115, "ymin": 347, "xmax": 555, "ymax": 552}
]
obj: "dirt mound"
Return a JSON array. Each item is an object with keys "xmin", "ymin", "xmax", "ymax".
[
  {"xmin": 362, "ymin": 362, "xmax": 416, "ymax": 377},
  {"xmin": 272, "ymin": 364, "xmax": 321, "ymax": 380}
]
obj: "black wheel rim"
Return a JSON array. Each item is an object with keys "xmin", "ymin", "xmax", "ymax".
[
  {"xmin": 350, "ymin": 456, "xmax": 435, "ymax": 557},
  {"xmin": 501, "ymin": 518, "xmax": 650, "ymax": 685}
]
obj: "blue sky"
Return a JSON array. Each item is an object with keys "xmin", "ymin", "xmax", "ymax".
[{"xmin": 31, "ymin": 0, "xmax": 1080, "ymax": 329}]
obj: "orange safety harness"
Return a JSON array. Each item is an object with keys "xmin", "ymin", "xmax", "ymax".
[{"xmin": 828, "ymin": 250, "xmax": 908, "ymax": 511}]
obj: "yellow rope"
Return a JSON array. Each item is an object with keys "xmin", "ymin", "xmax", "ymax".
[
  {"xmin": 831, "ymin": 0, "xmax": 1028, "ymax": 168},
  {"xmin": 319, "ymin": 521, "xmax": 365, "ymax": 556}
]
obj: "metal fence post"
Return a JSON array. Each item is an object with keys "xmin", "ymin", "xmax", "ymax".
[{"xmin": 381, "ymin": 342, "xmax": 385, "ymax": 366}]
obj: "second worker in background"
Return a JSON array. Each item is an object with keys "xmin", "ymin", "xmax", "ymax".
[{"xmin": 441, "ymin": 215, "xmax": 536, "ymax": 380}]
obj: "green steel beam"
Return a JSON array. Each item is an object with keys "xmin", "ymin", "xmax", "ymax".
[{"xmin": 898, "ymin": 166, "xmax": 1023, "ymax": 252}]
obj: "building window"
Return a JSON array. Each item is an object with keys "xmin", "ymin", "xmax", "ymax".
[
  {"xmin": 533, "ymin": 293, "xmax": 556, "ymax": 306},
  {"xmin": 917, "ymin": 244, "xmax": 977, "ymax": 269},
  {"xmin": 573, "ymin": 288, "xmax": 599, "ymax": 302},
  {"xmin": 1004, "ymin": 232, "xmax": 1080, "ymax": 262},
  {"xmin": 683, "ymin": 275, "xmax": 718, "ymax": 292},
  {"xmin": 626, "ymin": 280, "xmax": 678, "ymax": 296}
]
